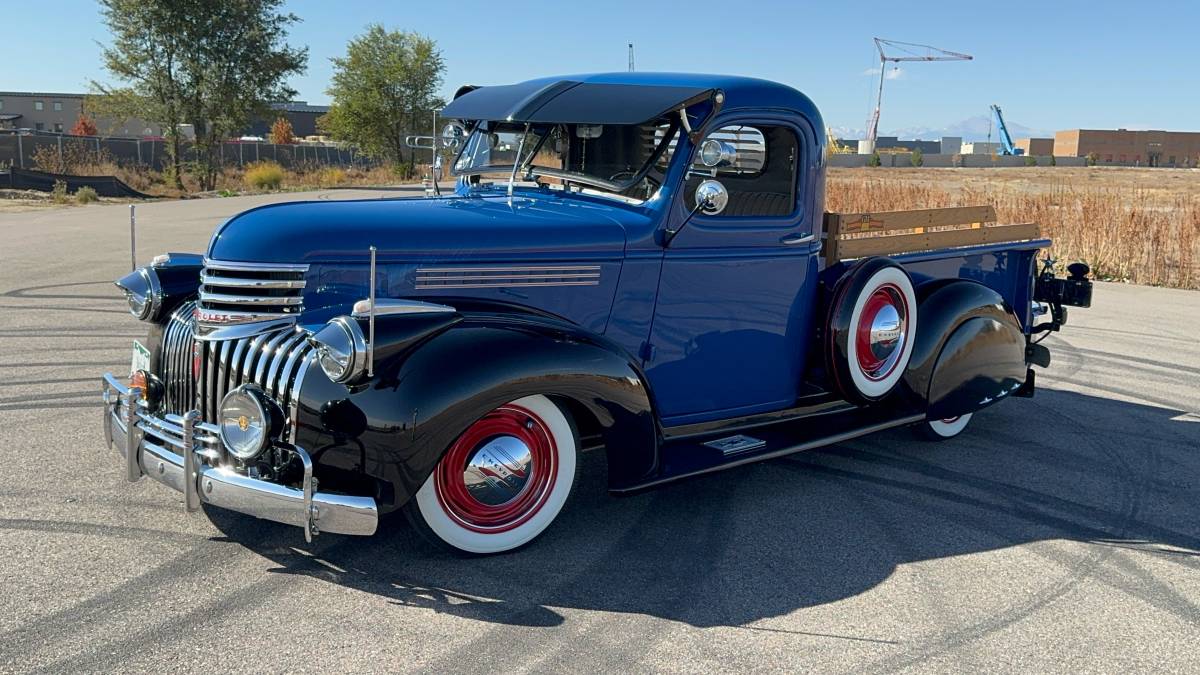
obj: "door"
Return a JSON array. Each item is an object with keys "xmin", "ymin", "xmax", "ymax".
[{"xmin": 645, "ymin": 120, "xmax": 820, "ymax": 424}]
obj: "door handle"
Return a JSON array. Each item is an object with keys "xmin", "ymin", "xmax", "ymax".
[{"xmin": 781, "ymin": 232, "xmax": 815, "ymax": 245}]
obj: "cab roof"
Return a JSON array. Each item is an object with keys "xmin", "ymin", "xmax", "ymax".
[{"xmin": 440, "ymin": 72, "xmax": 823, "ymax": 129}]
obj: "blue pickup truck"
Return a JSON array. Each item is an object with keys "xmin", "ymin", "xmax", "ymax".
[{"xmin": 102, "ymin": 73, "xmax": 1092, "ymax": 554}]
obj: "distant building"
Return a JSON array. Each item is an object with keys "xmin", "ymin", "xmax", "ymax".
[
  {"xmin": 1054, "ymin": 129, "xmax": 1200, "ymax": 166},
  {"xmin": 0, "ymin": 91, "xmax": 165, "ymax": 136},
  {"xmin": 940, "ymin": 136, "xmax": 962, "ymax": 155},
  {"xmin": 246, "ymin": 101, "xmax": 331, "ymax": 138},
  {"xmin": 1016, "ymin": 138, "xmax": 1055, "ymax": 155},
  {"xmin": 960, "ymin": 141, "xmax": 1003, "ymax": 155},
  {"xmin": 0, "ymin": 90, "xmax": 327, "ymax": 140},
  {"xmin": 873, "ymin": 136, "xmax": 941, "ymax": 154}
]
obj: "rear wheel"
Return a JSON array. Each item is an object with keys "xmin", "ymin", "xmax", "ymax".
[
  {"xmin": 915, "ymin": 413, "xmax": 974, "ymax": 441},
  {"xmin": 408, "ymin": 394, "xmax": 577, "ymax": 554}
]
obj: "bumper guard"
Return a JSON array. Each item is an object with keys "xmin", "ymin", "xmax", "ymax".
[{"xmin": 101, "ymin": 373, "xmax": 377, "ymax": 541}]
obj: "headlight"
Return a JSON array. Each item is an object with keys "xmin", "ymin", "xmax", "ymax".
[
  {"xmin": 699, "ymin": 139, "xmax": 737, "ymax": 168},
  {"xmin": 309, "ymin": 316, "xmax": 367, "ymax": 383},
  {"xmin": 218, "ymin": 384, "xmax": 282, "ymax": 461},
  {"xmin": 114, "ymin": 267, "xmax": 162, "ymax": 321}
]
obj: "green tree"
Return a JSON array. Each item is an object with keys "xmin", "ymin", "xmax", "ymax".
[
  {"xmin": 910, "ymin": 148, "xmax": 923, "ymax": 167},
  {"xmin": 867, "ymin": 151, "xmax": 882, "ymax": 167},
  {"xmin": 320, "ymin": 25, "xmax": 445, "ymax": 171},
  {"xmin": 94, "ymin": 0, "xmax": 307, "ymax": 191}
]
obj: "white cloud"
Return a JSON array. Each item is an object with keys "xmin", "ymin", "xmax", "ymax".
[{"xmin": 862, "ymin": 66, "xmax": 905, "ymax": 80}]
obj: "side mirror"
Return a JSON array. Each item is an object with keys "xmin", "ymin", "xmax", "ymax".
[
  {"xmin": 694, "ymin": 179, "xmax": 729, "ymax": 215},
  {"xmin": 699, "ymin": 139, "xmax": 737, "ymax": 168},
  {"xmin": 440, "ymin": 122, "xmax": 465, "ymax": 150}
]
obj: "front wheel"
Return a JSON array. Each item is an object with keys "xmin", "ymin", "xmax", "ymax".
[
  {"xmin": 914, "ymin": 413, "xmax": 974, "ymax": 441},
  {"xmin": 407, "ymin": 394, "xmax": 578, "ymax": 554}
]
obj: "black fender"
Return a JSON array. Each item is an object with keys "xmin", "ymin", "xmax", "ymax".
[
  {"xmin": 294, "ymin": 314, "xmax": 659, "ymax": 511},
  {"xmin": 902, "ymin": 280, "xmax": 1027, "ymax": 418}
]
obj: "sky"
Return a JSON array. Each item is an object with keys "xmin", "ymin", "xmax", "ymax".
[{"xmin": 3, "ymin": 0, "xmax": 1195, "ymax": 136}]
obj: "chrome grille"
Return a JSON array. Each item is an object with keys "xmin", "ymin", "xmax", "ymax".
[
  {"xmin": 198, "ymin": 259, "xmax": 308, "ymax": 327},
  {"xmin": 197, "ymin": 326, "xmax": 315, "ymax": 441},
  {"xmin": 160, "ymin": 300, "xmax": 199, "ymax": 415},
  {"xmin": 157, "ymin": 300, "xmax": 314, "ymax": 443}
]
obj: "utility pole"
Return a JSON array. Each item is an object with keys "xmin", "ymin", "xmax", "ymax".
[{"xmin": 628, "ymin": 43, "xmax": 635, "ymax": 72}]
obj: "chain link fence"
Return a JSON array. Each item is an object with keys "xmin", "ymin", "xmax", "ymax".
[{"xmin": 0, "ymin": 129, "xmax": 373, "ymax": 172}]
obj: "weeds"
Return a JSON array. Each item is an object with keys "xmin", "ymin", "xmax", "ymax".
[
  {"xmin": 827, "ymin": 171, "xmax": 1199, "ymax": 289},
  {"xmin": 74, "ymin": 186, "xmax": 99, "ymax": 204},
  {"xmin": 244, "ymin": 161, "xmax": 285, "ymax": 190}
]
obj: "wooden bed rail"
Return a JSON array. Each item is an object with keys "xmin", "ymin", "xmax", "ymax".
[{"xmin": 821, "ymin": 205, "xmax": 1042, "ymax": 266}]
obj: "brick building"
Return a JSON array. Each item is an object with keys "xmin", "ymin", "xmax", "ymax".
[
  {"xmin": 1016, "ymin": 138, "xmax": 1055, "ymax": 155},
  {"xmin": 1054, "ymin": 129, "xmax": 1200, "ymax": 167}
]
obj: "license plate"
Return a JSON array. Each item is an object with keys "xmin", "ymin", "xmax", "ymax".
[{"xmin": 131, "ymin": 340, "xmax": 151, "ymax": 376}]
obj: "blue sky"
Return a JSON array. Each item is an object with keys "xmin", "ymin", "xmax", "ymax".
[{"xmin": 3, "ymin": 0, "xmax": 1193, "ymax": 135}]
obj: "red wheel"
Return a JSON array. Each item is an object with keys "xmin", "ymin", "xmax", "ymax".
[{"xmin": 411, "ymin": 395, "xmax": 577, "ymax": 554}]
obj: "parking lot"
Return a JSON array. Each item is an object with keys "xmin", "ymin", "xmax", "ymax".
[{"xmin": 2, "ymin": 191, "xmax": 1198, "ymax": 672}]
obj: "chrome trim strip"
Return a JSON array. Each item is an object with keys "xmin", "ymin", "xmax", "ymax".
[
  {"xmin": 415, "ymin": 265, "xmax": 602, "ymax": 272},
  {"xmin": 256, "ymin": 330, "xmax": 292, "ymax": 387},
  {"xmin": 200, "ymin": 272, "xmax": 306, "ymax": 289},
  {"xmin": 288, "ymin": 354, "xmax": 313, "ymax": 444},
  {"xmin": 267, "ymin": 332, "xmax": 305, "ymax": 397},
  {"xmin": 350, "ymin": 298, "xmax": 456, "ymax": 318},
  {"xmin": 417, "ymin": 273, "xmax": 601, "ymax": 280},
  {"xmin": 199, "ymin": 291, "xmax": 304, "ymax": 306},
  {"xmin": 202, "ymin": 259, "xmax": 310, "ymax": 273},
  {"xmin": 182, "ymin": 410, "xmax": 201, "ymax": 512},
  {"xmin": 415, "ymin": 280, "xmax": 601, "ymax": 289}
]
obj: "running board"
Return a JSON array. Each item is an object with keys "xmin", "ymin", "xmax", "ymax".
[{"xmin": 611, "ymin": 409, "xmax": 925, "ymax": 493}]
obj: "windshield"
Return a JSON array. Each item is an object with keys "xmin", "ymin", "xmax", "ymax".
[{"xmin": 451, "ymin": 118, "xmax": 681, "ymax": 201}]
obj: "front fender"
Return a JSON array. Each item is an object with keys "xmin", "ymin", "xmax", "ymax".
[{"xmin": 295, "ymin": 316, "xmax": 659, "ymax": 511}]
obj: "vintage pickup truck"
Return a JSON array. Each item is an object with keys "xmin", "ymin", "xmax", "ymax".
[{"xmin": 102, "ymin": 73, "xmax": 1092, "ymax": 554}]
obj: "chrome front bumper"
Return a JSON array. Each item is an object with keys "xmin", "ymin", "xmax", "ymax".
[{"xmin": 101, "ymin": 373, "xmax": 377, "ymax": 541}]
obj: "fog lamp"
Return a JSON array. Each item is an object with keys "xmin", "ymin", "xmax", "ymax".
[
  {"xmin": 218, "ymin": 384, "xmax": 282, "ymax": 461},
  {"xmin": 114, "ymin": 267, "xmax": 162, "ymax": 321}
]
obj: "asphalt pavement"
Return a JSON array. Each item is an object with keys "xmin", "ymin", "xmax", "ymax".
[{"xmin": 1, "ymin": 190, "xmax": 1198, "ymax": 673}]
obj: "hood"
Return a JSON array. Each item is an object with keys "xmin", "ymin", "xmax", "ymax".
[{"xmin": 208, "ymin": 193, "xmax": 649, "ymax": 264}]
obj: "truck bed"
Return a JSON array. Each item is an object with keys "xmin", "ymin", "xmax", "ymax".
[{"xmin": 821, "ymin": 205, "xmax": 1049, "ymax": 331}]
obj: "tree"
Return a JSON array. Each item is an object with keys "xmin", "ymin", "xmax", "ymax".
[
  {"xmin": 269, "ymin": 116, "xmax": 296, "ymax": 145},
  {"xmin": 320, "ymin": 25, "xmax": 445, "ymax": 171},
  {"xmin": 94, "ymin": 0, "xmax": 307, "ymax": 190},
  {"xmin": 910, "ymin": 148, "xmax": 923, "ymax": 167},
  {"xmin": 70, "ymin": 113, "xmax": 98, "ymax": 137}
]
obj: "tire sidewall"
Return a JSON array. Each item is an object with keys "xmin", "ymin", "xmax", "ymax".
[
  {"xmin": 829, "ymin": 260, "xmax": 918, "ymax": 403},
  {"xmin": 923, "ymin": 412, "xmax": 974, "ymax": 440},
  {"xmin": 412, "ymin": 394, "xmax": 577, "ymax": 554}
]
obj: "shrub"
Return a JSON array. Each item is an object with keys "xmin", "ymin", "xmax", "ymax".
[
  {"xmin": 1049, "ymin": 155, "xmax": 1057, "ymax": 166},
  {"xmin": 51, "ymin": 180, "xmax": 70, "ymax": 204},
  {"xmin": 867, "ymin": 151, "xmax": 881, "ymax": 167},
  {"xmin": 244, "ymin": 161, "xmax": 285, "ymax": 190},
  {"xmin": 910, "ymin": 149, "xmax": 923, "ymax": 167},
  {"xmin": 1086, "ymin": 152, "xmax": 1099, "ymax": 166},
  {"xmin": 1024, "ymin": 156, "xmax": 1037, "ymax": 166},
  {"xmin": 74, "ymin": 186, "xmax": 99, "ymax": 204},
  {"xmin": 70, "ymin": 114, "xmax": 99, "ymax": 137}
]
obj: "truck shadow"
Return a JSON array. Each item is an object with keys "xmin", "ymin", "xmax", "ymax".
[{"xmin": 206, "ymin": 388, "xmax": 1200, "ymax": 629}]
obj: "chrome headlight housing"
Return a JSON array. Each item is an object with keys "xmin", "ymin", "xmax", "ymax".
[
  {"xmin": 114, "ymin": 267, "xmax": 162, "ymax": 321},
  {"xmin": 218, "ymin": 384, "xmax": 283, "ymax": 461},
  {"xmin": 309, "ymin": 316, "xmax": 368, "ymax": 384}
]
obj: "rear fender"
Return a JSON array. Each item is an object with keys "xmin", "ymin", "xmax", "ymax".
[
  {"xmin": 903, "ymin": 280, "xmax": 1027, "ymax": 417},
  {"xmin": 295, "ymin": 316, "xmax": 659, "ymax": 510}
]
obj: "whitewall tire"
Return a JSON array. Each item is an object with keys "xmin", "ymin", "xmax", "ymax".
[
  {"xmin": 918, "ymin": 413, "xmax": 974, "ymax": 440},
  {"xmin": 410, "ymin": 395, "xmax": 577, "ymax": 554}
]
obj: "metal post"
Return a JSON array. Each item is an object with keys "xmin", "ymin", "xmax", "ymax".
[
  {"xmin": 136, "ymin": 139, "xmax": 142, "ymax": 165},
  {"xmin": 255, "ymin": 143, "xmax": 260, "ymax": 162},
  {"xmin": 129, "ymin": 205, "xmax": 137, "ymax": 270},
  {"xmin": 57, "ymin": 134, "xmax": 63, "ymax": 168},
  {"xmin": 238, "ymin": 142, "xmax": 243, "ymax": 166},
  {"xmin": 16, "ymin": 132, "xmax": 23, "ymax": 168}
]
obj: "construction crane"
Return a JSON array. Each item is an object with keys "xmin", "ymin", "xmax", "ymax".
[
  {"xmin": 864, "ymin": 38, "xmax": 972, "ymax": 151},
  {"xmin": 990, "ymin": 104, "xmax": 1023, "ymax": 155}
]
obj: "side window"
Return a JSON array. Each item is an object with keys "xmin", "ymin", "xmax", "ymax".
[{"xmin": 690, "ymin": 124, "xmax": 797, "ymax": 218}]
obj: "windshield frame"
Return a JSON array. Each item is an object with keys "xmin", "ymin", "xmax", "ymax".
[{"xmin": 450, "ymin": 117, "xmax": 683, "ymax": 198}]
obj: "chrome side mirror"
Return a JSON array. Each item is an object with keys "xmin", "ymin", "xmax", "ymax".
[
  {"xmin": 694, "ymin": 179, "xmax": 729, "ymax": 215},
  {"xmin": 699, "ymin": 139, "xmax": 737, "ymax": 168}
]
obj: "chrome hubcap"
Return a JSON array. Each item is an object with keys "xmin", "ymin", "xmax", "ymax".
[
  {"xmin": 856, "ymin": 285, "xmax": 908, "ymax": 380},
  {"xmin": 462, "ymin": 435, "xmax": 533, "ymax": 506},
  {"xmin": 868, "ymin": 303, "xmax": 902, "ymax": 362}
]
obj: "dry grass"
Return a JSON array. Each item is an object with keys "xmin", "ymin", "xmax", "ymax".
[{"xmin": 827, "ymin": 167, "xmax": 1200, "ymax": 289}]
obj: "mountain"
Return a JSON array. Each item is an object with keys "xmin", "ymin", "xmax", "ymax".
[{"xmin": 830, "ymin": 116, "xmax": 1053, "ymax": 142}]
